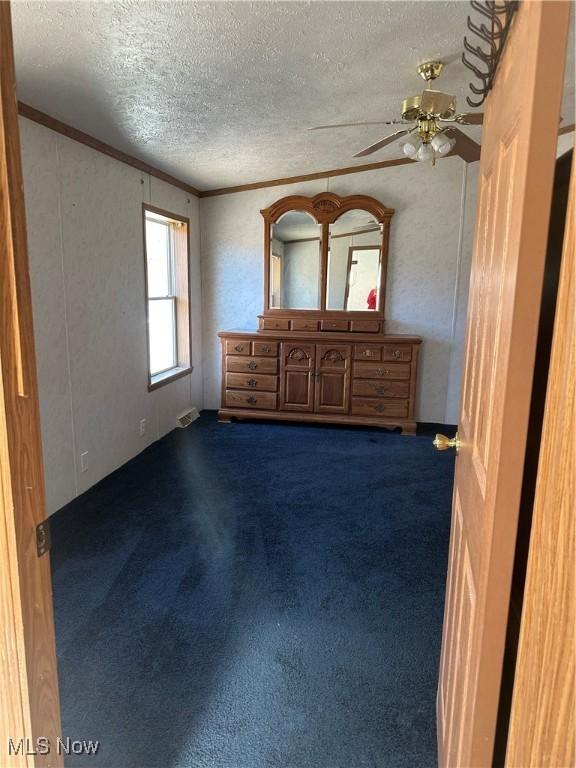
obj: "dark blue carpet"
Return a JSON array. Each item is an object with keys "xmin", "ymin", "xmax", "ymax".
[{"xmin": 50, "ymin": 412, "xmax": 454, "ymax": 768}]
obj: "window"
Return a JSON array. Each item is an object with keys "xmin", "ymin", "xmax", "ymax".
[{"xmin": 143, "ymin": 205, "xmax": 191, "ymax": 390}]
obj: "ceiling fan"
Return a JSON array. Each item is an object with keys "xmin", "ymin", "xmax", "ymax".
[{"xmin": 310, "ymin": 61, "xmax": 483, "ymax": 164}]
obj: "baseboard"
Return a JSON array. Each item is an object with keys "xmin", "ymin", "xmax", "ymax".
[{"xmin": 416, "ymin": 422, "xmax": 458, "ymax": 437}]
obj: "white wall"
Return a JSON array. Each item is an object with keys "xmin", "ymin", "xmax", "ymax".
[
  {"xmin": 21, "ymin": 118, "xmax": 203, "ymax": 515},
  {"xmin": 200, "ymin": 157, "xmax": 478, "ymax": 423},
  {"xmin": 282, "ymin": 240, "xmax": 321, "ymax": 309}
]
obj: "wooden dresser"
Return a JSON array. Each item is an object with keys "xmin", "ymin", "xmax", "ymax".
[
  {"xmin": 217, "ymin": 192, "xmax": 422, "ymax": 434},
  {"xmin": 218, "ymin": 330, "xmax": 421, "ymax": 434}
]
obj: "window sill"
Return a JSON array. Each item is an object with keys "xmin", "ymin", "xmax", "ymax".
[{"xmin": 148, "ymin": 366, "xmax": 192, "ymax": 392}]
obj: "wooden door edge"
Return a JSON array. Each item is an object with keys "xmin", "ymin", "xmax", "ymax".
[{"xmin": 0, "ymin": 3, "xmax": 63, "ymax": 766}]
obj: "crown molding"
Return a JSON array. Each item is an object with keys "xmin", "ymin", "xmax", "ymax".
[
  {"xmin": 18, "ymin": 102, "xmax": 201, "ymax": 197},
  {"xmin": 198, "ymin": 157, "xmax": 417, "ymax": 198},
  {"xmin": 17, "ymin": 101, "xmax": 521, "ymax": 201}
]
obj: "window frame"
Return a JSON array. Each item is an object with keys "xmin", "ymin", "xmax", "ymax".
[{"xmin": 143, "ymin": 203, "xmax": 192, "ymax": 391}]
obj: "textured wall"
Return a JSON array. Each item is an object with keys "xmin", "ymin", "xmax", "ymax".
[
  {"xmin": 21, "ymin": 118, "xmax": 203, "ymax": 515},
  {"xmin": 200, "ymin": 157, "xmax": 478, "ymax": 423},
  {"xmin": 282, "ymin": 240, "xmax": 321, "ymax": 309}
]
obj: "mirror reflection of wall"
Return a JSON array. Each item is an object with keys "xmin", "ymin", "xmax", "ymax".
[
  {"xmin": 270, "ymin": 211, "xmax": 321, "ymax": 309},
  {"xmin": 327, "ymin": 210, "xmax": 383, "ymax": 311}
]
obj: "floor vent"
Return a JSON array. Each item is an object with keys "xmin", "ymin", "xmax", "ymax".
[{"xmin": 177, "ymin": 407, "xmax": 200, "ymax": 428}]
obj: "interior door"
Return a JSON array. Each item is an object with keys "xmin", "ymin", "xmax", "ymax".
[
  {"xmin": 0, "ymin": 4, "xmax": 62, "ymax": 766},
  {"xmin": 314, "ymin": 344, "xmax": 351, "ymax": 413},
  {"xmin": 279, "ymin": 342, "xmax": 315, "ymax": 411},
  {"xmin": 436, "ymin": 3, "xmax": 570, "ymax": 766},
  {"xmin": 505, "ymin": 153, "xmax": 575, "ymax": 768}
]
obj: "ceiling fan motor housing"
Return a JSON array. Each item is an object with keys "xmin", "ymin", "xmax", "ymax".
[{"xmin": 401, "ymin": 95, "xmax": 422, "ymax": 122}]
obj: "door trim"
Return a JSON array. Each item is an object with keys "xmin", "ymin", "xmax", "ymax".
[{"xmin": 0, "ymin": 4, "xmax": 62, "ymax": 766}]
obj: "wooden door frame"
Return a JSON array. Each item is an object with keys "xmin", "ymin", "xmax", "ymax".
[
  {"xmin": 0, "ymin": 3, "xmax": 62, "ymax": 766},
  {"xmin": 343, "ymin": 245, "xmax": 382, "ymax": 311}
]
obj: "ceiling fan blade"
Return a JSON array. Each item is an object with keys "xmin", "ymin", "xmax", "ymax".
[
  {"xmin": 308, "ymin": 120, "xmax": 408, "ymax": 131},
  {"xmin": 419, "ymin": 89, "xmax": 456, "ymax": 118},
  {"xmin": 456, "ymin": 112, "xmax": 484, "ymax": 125},
  {"xmin": 353, "ymin": 129, "xmax": 412, "ymax": 158},
  {"xmin": 443, "ymin": 127, "xmax": 481, "ymax": 163}
]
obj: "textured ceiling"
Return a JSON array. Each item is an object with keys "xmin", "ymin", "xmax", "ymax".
[{"xmin": 11, "ymin": 1, "xmax": 575, "ymax": 191}]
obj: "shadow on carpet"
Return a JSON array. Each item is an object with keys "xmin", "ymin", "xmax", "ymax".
[{"xmin": 50, "ymin": 412, "xmax": 454, "ymax": 768}]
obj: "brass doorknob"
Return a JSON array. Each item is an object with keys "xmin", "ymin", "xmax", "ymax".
[{"xmin": 433, "ymin": 433, "xmax": 460, "ymax": 452}]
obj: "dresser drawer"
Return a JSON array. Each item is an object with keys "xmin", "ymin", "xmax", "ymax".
[
  {"xmin": 351, "ymin": 398, "xmax": 408, "ymax": 418},
  {"xmin": 350, "ymin": 320, "xmax": 380, "ymax": 333},
  {"xmin": 252, "ymin": 341, "xmax": 278, "ymax": 356},
  {"xmin": 291, "ymin": 319, "xmax": 319, "ymax": 331},
  {"xmin": 352, "ymin": 379, "xmax": 410, "ymax": 398},
  {"xmin": 225, "ymin": 373, "xmax": 278, "ymax": 392},
  {"xmin": 353, "ymin": 361, "xmax": 411, "ymax": 380},
  {"xmin": 261, "ymin": 318, "xmax": 290, "ymax": 330},
  {"xmin": 225, "ymin": 339, "xmax": 251, "ymax": 356},
  {"xmin": 382, "ymin": 344, "xmax": 412, "ymax": 362},
  {"xmin": 321, "ymin": 319, "xmax": 349, "ymax": 332},
  {"xmin": 225, "ymin": 389, "xmax": 277, "ymax": 410},
  {"xmin": 354, "ymin": 344, "xmax": 382, "ymax": 361},
  {"xmin": 226, "ymin": 356, "xmax": 278, "ymax": 374}
]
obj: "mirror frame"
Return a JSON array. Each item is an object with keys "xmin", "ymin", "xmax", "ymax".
[{"xmin": 261, "ymin": 192, "xmax": 394, "ymax": 319}]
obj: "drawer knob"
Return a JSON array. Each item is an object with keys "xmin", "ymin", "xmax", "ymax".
[
  {"xmin": 247, "ymin": 378, "xmax": 257, "ymax": 387},
  {"xmin": 392, "ymin": 349, "xmax": 401, "ymax": 359},
  {"xmin": 248, "ymin": 361, "xmax": 258, "ymax": 370},
  {"xmin": 375, "ymin": 404, "xmax": 386, "ymax": 413},
  {"xmin": 261, "ymin": 345, "xmax": 271, "ymax": 353},
  {"xmin": 247, "ymin": 396, "xmax": 257, "ymax": 405},
  {"xmin": 363, "ymin": 350, "xmax": 375, "ymax": 357},
  {"xmin": 235, "ymin": 344, "xmax": 244, "ymax": 352},
  {"xmin": 375, "ymin": 386, "xmax": 387, "ymax": 395},
  {"xmin": 376, "ymin": 367, "xmax": 390, "ymax": 376}
]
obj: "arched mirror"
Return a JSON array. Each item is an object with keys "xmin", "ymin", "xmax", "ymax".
[
  {"xmin": 262, "ymin": 193, "xmax": 394, "ymax": 326},
  {"xmin": 326, "ymin": 210, "xmax": 384, "ymax": 311},
  {"xmin": 269, "ymin": 210, "xmax": 322, "ymax": 310}
]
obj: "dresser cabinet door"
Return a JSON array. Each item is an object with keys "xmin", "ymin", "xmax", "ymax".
[
  {"xmin": 280, "ymin": 343, "xmax": 316, "ymax": 411},
  {"xmin": 314, "ymin": 344, "xmax": 351, "ymax": 413}
]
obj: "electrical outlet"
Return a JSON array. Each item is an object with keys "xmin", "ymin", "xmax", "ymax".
[
  {"xmin": 80, "ymin": 451, "xmax": 88, "ymax": 473},
  {"xmin": 139, "ymin": 419, "xmax": 147, "ymax": 437}
]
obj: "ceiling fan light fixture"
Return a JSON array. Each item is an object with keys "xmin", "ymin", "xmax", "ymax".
[
  {"xmin": 431, "ymin": 133, "xmax": 453, "ymax": 155},
  {"xmin": 416, "ymin": 143, "xmax": 435, "ymax": 162},
  {"xmin": 440, "ymin": 137, "xmax": 456, "ymax": 156},
  {"xmin": 402, "ymin": 135, "xmax": 422, "ymax": 157}
]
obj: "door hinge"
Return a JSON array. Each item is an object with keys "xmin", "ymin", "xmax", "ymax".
[{"xmin": 36, "ymin": 519, "xmax": 51, "ymax": 557}]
